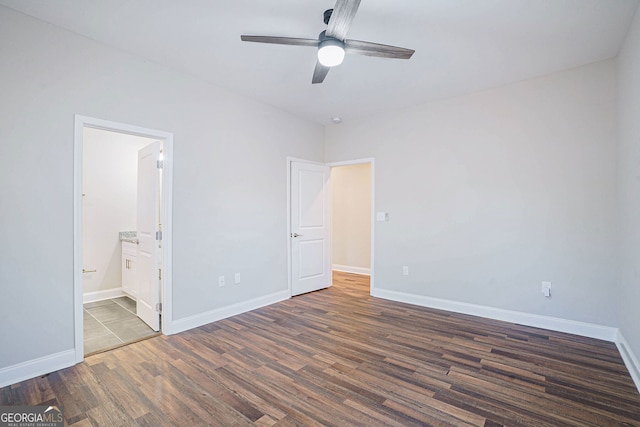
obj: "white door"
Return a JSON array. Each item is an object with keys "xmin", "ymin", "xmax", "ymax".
[
  {"xmin": 291, "ymin": 161, "xmax": 331, "ymax": 296},
  {"xmin": 137, "ymin": 141, "xmax": 161, "ymax": 331}
]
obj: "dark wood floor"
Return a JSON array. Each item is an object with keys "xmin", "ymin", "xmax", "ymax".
[{"xmin": 2, "ymin": 272, "xmax": 639, "ymax": 426}]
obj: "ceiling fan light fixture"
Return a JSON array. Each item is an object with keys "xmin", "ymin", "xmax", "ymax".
[
  {"xmin": 241, "ymin": 2, "xmax": 414, "ymax": 84},
  {"xmin": 317, "ymin": 38, "xmax": 345, "ymax": 67}
]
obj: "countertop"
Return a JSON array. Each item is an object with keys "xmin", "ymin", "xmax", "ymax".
[{"xmin": 119, "ymin": 231, "xmax": 138, "ymax": 244}]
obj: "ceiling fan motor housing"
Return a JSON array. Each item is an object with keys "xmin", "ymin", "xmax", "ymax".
[{"xmin": 323, "ymin": 9, "xmax": 333, "ymax": 25}]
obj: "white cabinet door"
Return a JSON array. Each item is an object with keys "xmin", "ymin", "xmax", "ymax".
[
  {"xmin": 136, "ymin": 141, "xmax": 161, "ymax": 331},
  {"xmin": 121, "ymin": 242, "xmax": 137, "ymax": 298},
  {"xmin": 290, "ymin": 161, "xmax": 331, "ymax": 296}
]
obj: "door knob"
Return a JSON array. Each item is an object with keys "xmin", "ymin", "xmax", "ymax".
[{"xmin": 292, "ymin": 233, "xmax": 303, "ymax": 238}]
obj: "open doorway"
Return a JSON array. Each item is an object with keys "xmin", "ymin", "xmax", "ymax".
[
  {"xmin": 330, "ymin": 161, "xmax": 373, "ymax": 292},
  {"xmin": 73, "ymin": 116, "xmax": 174, "ymax": 362},
  {"xmin": 82, "ymin": 128, "xmax": 159, "ymax": 354},
  {"xmin": 287, "ymin": 158, "xmax": 374, "ymax": 297}
]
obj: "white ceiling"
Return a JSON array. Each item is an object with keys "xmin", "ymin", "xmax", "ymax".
[{"xmin": 1, "ymin": 0, "xmax": 637, "ymax": 124}]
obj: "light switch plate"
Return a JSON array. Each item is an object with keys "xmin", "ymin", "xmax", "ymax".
[
  {"xmin": 376, "ymin": 212, "xmax": 389, "ymax": 222},
  {"xmin": 541, "ymin": 281, "xmax": 551, "ymax": 297}
]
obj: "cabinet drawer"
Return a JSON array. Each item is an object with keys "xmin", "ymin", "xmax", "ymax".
[{"xmin": 122, "ymin": 241, "xmax": 137, "ymax": 257}]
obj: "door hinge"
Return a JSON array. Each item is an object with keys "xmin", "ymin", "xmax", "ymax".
[
  {"xmin": 156, "ymin": 230, "xmax": 162, "ymax": 241},
  {"xmin": 156, "ymin": 302, "xmax": 162, "ymax": 313},
  {"xmin": 157, "ymin": 159, "xmax": 164, "ymax": 169}
]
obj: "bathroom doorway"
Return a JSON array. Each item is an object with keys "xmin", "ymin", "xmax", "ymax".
[
  {"xmin": 73, "ymin": 116, "xmax": 174, "ymax": 361},
  {"xmin": 82, "ymin": 128, "xmax": 157, "ymax": 354}
]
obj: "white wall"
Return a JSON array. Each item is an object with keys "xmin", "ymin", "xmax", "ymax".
[
  {"xmin": 331, "ymin": 164, "xmax": 371, "ymax": 272},
  {"xmin": 0, "ymin": 6, "xmax": 323, "ymax": 370},
  {"xmin": 82, "ymin": 128, "xmax": 154, "ymax": 296},
  {"xmin": 618, "ymin": 8, "xmax": 640, "ymax": 365},
  {"xmin": 0, "ymin": 2, "xmax": 634, "ymax": 387},
  {"xmin": 326, "ymin": 60, "xmax": 618, "ymax": 327}
]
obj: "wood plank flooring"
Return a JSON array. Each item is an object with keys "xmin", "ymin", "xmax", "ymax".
[{"xmin": 1, "ymin": 271, "xmax": 639, "ymax": 426}]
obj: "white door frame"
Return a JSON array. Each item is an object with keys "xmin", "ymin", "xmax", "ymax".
[
  {"xmin": 287, "ymin": 157, "xmax": 375, "ymax": 296},
  {"xmin": 73, "ymin": 115, "xmax": 174, "ymax": 363}
]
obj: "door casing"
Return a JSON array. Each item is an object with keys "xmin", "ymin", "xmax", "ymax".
[
  {"xmin": 73, "ymin": 115, "xmax": 174, "ymax": 363},
  {"xmin": 287, "ymin": 157, "xmax": 375, "ymax": 296}
]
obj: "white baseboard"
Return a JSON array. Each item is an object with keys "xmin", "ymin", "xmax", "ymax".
[
  {"xmin": 371, "ymin": 288, "xmax": 618, "ymax": 342},
  {"xmin": 170, "ymin": 290, "xmax": 290, "ymax": 335},
  {"xmin": 83, "ymin": 288, "xmax": 125, "ymax": 303},
  {"xmin": 332, "ymin": 264, "xmax": 371, "ymax": 276},
  {"xmin": 616, "ymin": 331, "xmax": 640, "ymax": 394},
  {"xmin": 0, "ymin": 349, "xmax": 76, "ymax": 388}
]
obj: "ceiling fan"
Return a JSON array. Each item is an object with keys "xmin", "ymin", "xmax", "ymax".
[{"xmin": 240, "ymin": 0, "xmax": 415, "ymax": 84}]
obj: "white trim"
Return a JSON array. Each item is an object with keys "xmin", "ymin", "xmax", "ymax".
[
  {"xmin": 372, "ymin": 288, "xmax": 618, "ymax": 342},
  {"xmin": 326, "ymin": 158, "xmax": 376, "ymax": 168},
  {"xmin": 82, "ymin": 288, "xmax": 125, "ymax": 304},
  {"xmin": 369, "ymin": 158, "xmax": 376, "ymax": 295},
  {"xmin": 74, "ymin": 115, "xmax": 175, "ymax": 364},
  {"xmin": 286, "ymin": 157, "xmax": 293, "ymax": 297},
  {"xmin": 171, "ymin": 290, "xmax": 290, "ymax": 335},
  {"xmin": 0, "ymin": 350, "xmax": 76, "ymax": 389},
  {"xmin": 73, "ymin": 117, "xmax": 83, "ymax": 364},
  {"xmin": 616, "ymin": 331, "xmax": 640, "ymax": 394},
  {"xmin": 370, "ymin": 160, "xmax": 375, "ymax": 292},
  {"xmin": 287, "ymin": 156, "xmax": 326, "ymax": 166},
  {"xmin": 332, "ymin": 264, "xmax": 371, "ymax": 276}
]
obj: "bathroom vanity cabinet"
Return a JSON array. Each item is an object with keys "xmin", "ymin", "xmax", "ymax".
[{"xmin": 121, "ymin": 241, "xmax": 138, "ymax": 299}]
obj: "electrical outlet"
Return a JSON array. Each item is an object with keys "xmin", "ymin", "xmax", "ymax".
[
  {"xmin": 402, "ymin": 266, "xmax": 409, "ymax": 276},
  {"xmin": 234, "ymin": 273, "xmax": 241, "ymax": 284},
  {"xmin": 218, "ymin": 275, "xmax": 225, "ymax": 287}
]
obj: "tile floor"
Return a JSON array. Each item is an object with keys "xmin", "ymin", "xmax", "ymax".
[{"xmin": 83, "ymin": 296, "xmax": 158, "ymax": 355}]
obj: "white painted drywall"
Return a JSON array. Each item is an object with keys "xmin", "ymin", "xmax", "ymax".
[
  {"xmin": 326, "ymin": 60, "xmax": 618, "ymax": 327},
  {"xmin": 0, "ymin": 6, "xmax": 324, "ymax": 369},
  {"xmin": 331, "ymin": 164, "xmax": 371, "ymax": 271},
  {"xmin": 618, "ymin": 8, "xmax": 640, "ymax": 365},
  {"xmin": 82, "ymin": 127, "xmax": 154, "ymax": 296}
]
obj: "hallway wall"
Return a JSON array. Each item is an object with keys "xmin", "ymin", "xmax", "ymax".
[{"xmin": 331, "ymin": 164, "xmax": 371, "ymax": 274}]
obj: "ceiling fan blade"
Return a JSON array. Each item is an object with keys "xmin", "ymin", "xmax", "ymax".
[
  {"xmin": 345, "ymin": 39, "xmax": 415, "ymax": 59},
  {"xmin": 312, "ymin": 61, "xmax": 330, "ymax": 84},
  {"xmin": 241, "ymin": 35, "xmax": 319, "ymax": 47},
  {"xmin": 326, "ymin": 0, "xmax": 361, "ymax": 41}
]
